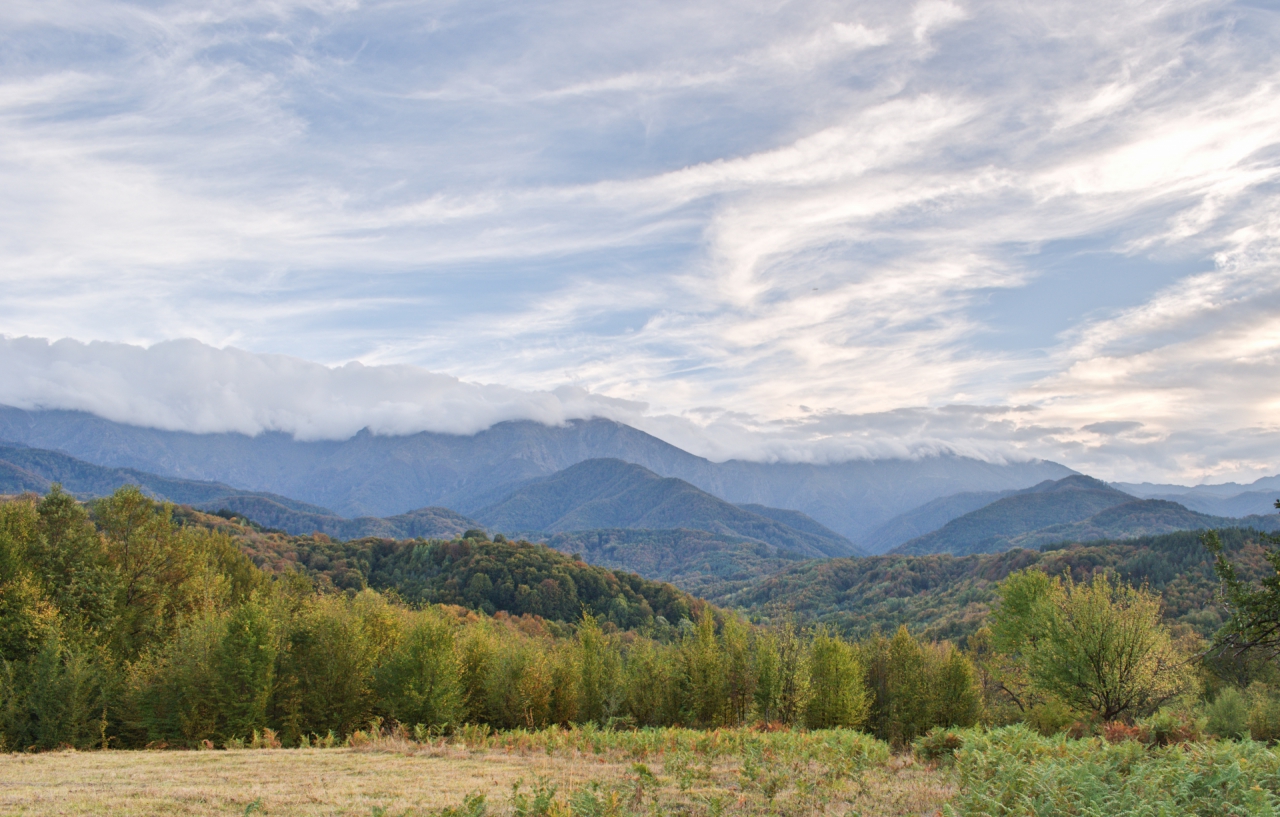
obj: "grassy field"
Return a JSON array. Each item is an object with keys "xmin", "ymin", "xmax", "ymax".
[
  {"xmin": 8, "ymin": 724, "xmax": 1280, "ymax": 817},
  {"xmin": 0, "ymin": 727, "xmax": 955, "ymax": 816}
]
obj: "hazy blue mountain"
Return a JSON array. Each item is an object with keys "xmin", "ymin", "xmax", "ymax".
[
  {"xmin": 1000, "ymin": 499, "xmax": 1280, "ymax": 550},
  {"xmin": 734, "ymin": 503, "xmax": 852, "ymax": 547},
  {"xmin": 205, "ymin": 495, "xmax": 478, "ymax": 540},
  {"xmin": 0, "ymin": 442, "xmax": 329, "ymax": 513},
  {"xmin": 473, "ymin": 458, "xmax": 862, "ymax": 558},
  {"xmin": 1115, "ymin": 474, "xmax": 1280, "ymax": 500},
  {"xmin": 857, "ymin": 489, "xmax": 1017, "ymax": 554},
  {"xmin": 1133, "ymin": 491, "xmax": 1278, "ymax": 518},
  {"xmin": 892, "ymin": 475, "xmax": 1135, "ymax": 555},
  {"xmin": 0, "ymin": 406, "xmax": 1074, "ymax": 539}
]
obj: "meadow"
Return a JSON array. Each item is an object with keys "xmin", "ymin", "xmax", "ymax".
[{"xmin": 4, "ymin": 724, "xmax": 1280, "ymax": 816}]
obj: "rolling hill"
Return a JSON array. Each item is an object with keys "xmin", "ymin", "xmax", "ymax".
[
  {"xmin": 722, "ymin": 527, "xmax": 1280, "ymax": 642},
  {"xmin": 205, "ymin": 495, "xmax": 479, "ymax": 540},
  {"xmin": 473, "ymin": 458, "xmax": 863, "ymax": 558},
  {"xmin": 892, "ymin": 475, "xmax": 1136, "ymax": 555},
  {"xmin": 0, "ymin": 405, "xmax": 1075, "ymax": 539}
]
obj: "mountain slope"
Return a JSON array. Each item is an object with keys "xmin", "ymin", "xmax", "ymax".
[
  {"xmin": 473, "ymin": 458, "xmax": 863, "ymax": 558},
  {"xmin": 544, "ymin": 528, "xmax": 807, "ymax": 598},
  {"xmin": 0, "ymin": 406, "xmax": 1075, "ymax": 539},
  {"xmin": 1002, "ymin": 499, "xmax": 1280, "ymax": 549},
  {"xmin": 857, "ymin": 489, "xmax": 1016, "ymax": 554},
  {"xmin": 892, "ymin": 475, "xmax": 1134, "ymax": 555},
  {"xmin": 0, "ymin": 442, "xmax": 329, "ymax": 513}
]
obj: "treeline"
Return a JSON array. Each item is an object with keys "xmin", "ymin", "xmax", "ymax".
[{"xmin": 0, "ymin": 487, "xmax": 982, "ymax": 751}]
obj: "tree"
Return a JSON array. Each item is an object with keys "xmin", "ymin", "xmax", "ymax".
[
  {"xmin": 1205, "ymin": 528, "xmax": 1280, "ymax": 658},
  {"xmin": 805, "ymin": 628, "xmax": 868, "ymax": 729},
  {"xmin": 986, "ymin": 569, "xmax": 1058, "ymax": 713},
  {"xmin": 375, "ymin": 610, "xmax": 462, "ymax": 731},
  {"xmin": 683, "ymin": 613, "xmax": 726, "ymax": 726},
  {"xmin": 999, "ymin": 571, "xmax": 1192, "ymax": 722}
]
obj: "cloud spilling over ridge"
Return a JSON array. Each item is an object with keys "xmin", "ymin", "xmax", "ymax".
[
  {"xmin": 0, "ymin": 337, "xmax": 646, "ymax": 440},
  {"xmin": 4, "ymin": 336, "xmax": 1279, "ymax": 488},
  {"xmin": 0, "ymin": 336, "xmax": 1041, "ymax": 463}
]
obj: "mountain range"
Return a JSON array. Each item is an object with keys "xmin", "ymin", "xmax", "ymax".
[
  {"xmin": 0, "ymin": 405, "xmax": 1074, "ymax": 541},
  {"xmin": 4, "ymin": 407, "xmax": 1278, "ymax": 595},
  {"xmin": 0, "ymin": 443, "xmax": 854, "ymax": 558},
  {"xmin": 471, "ymin": 458, "xmax": 861, "ymax": 558}
]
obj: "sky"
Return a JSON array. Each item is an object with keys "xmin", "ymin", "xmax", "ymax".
[{"xmin": 2, "ymin": 0, "xmax": 1280, "ymax": 484}]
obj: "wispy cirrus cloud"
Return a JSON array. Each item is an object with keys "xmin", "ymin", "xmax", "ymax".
[{"xmin": 1, "ymin": 0, "xmax": 1279, "ymax": 483}]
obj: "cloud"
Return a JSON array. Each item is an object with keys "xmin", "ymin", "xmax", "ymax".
[
  {"xmin": 0, "ymin": 336, "xmax": 653, "ymax": 439},
  {"xmin": 0, "ymin": 0, "xmax": 1279, "ymax": 485}
]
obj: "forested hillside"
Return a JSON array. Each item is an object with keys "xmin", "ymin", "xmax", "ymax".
[
  {"xmin": 544, "ymin": 527, "xmax": 807, "ymax": 597},
  {"xmin": 179, "ymin": 509, "xmax": 702, "ymax": 632},
  {"xmin": 728, "ymin": 527, "xmax": 1278, "ymax": 642},
  {"xmin": 204, "ymin": 495, "xmax": 477, "ymax": 540}
]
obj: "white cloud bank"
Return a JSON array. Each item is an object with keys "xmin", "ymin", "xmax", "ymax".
[{"xmin": 4, "ymin": 334, "xmax": 1279, "ymax": 487}]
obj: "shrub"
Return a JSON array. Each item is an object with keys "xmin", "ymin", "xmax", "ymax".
[
  {"xmin": 1248, "ymin": 682, "xmax": 1280, "ymax": 742},
  {"xmin": 1205, "ymin": 687, "xmax": 1250, "ymax": 740},
  {"xmin": 914, "ymin": 727, "xmax": 964, "ymax": 761}
]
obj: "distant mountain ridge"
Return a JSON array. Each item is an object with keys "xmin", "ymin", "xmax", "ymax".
[
  {"xmin": 893, "ymin": 475, "xmax": 1138, "ymax": 555},
  {"xmin": 0, "ymin": 442, "xmax": 327, "ymax": 513},
  {"xmin": 893, "ymin": 475, "xmax": 1280, "ymax": 556},
  {"xmin": 999, "ymin": 499, "xmax": 1280, "ymax": 549},
  {"xmin": 1114, "ymin": 474, "xmax": 1280, "ymax": 517},
  {"xmin": 0, "ymin": 406, "xmax": 1075, "ymax": 540},
  {"xmin": 858, "ymin": 489, "xmax": 1018, "ymax": 554},
  {"xmin": 473, "ymin": 458, "xmax": 862, "ymax": 558}
]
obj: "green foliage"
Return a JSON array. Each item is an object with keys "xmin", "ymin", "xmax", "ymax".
[
  {"xmin": 1247, "ymin": 681, "xmax": 1280, "ymax": 742},
  {"xmin": 985, "ymin": 570, "xmax": 1193, "ymax": 724},
  {"xmin": 1206, "ymin": 528, "xmax": 1280, "ymax": 658},
  {"xmin": 1205, "ymin": 686, "xmax": 1250, "ymax": 739},
  {"xmin": 947, "ymin": 725, "xmax": 1280, "ymax": 816},
  {"xmin": 374, "ymin": 609, "xmax": 462, "ymax": 730},
  {"xmin": 859, "ymin": 626, "xmax": 982, "ymax": 746},
  {"xmin": 804, "ymin": 628, "xmax": 867, "ymax": 729}
]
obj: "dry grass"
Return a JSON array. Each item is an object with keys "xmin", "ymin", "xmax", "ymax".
[{"xmin": 0, "ymin": 736, "xmax": 955, "ymax": 816}]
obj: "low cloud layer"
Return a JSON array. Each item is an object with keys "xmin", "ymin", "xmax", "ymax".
[
  {"xmin": 5, "ymin": 335, "xmax": 1279, "ymax": 487},
  {"xmin": 2, "ymin": 1, "xmax": 1280, "ymax": 485}
]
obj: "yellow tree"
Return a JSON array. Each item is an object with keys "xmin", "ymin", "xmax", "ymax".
[{"xmin": 1031, "ymin": 573, "xmax": 1192, "ymax": 722}]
